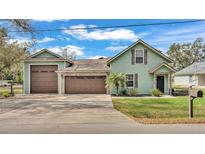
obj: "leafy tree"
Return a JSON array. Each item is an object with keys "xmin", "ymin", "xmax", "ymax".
[
  {"xmin": 167, "ymin": 38, "xmax": 205, "ymax": 70},
  {"xmin": 62, "ymin": 47, "xmax": 77, "ymax": 60},
  {"xmin": 106, "ymin": 73, "xmax": 126, "ymax": 96},
  {"xmin": 0, "ymin": 42, "xmax": 30, "ymax": 81},
  {"xmin": 5, "ymin": 19, "xmax": 33, "ymax": 32},
  {"xmin": 0, "ymin": 19, "xmax": 33, "ymax": 84}
]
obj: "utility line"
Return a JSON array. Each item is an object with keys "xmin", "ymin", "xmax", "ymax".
[{"xmin": 7, "ymin": 20, "xmax": 205, "ymax": 33}]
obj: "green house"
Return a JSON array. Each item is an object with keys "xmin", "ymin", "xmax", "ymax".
[
  {"xmin": 23, "ymin": 39, "xmax": 176, "ymax": 95},
  {"xmin": 107, "ymin": 39, "xmax": 176, "ymax": 95}
]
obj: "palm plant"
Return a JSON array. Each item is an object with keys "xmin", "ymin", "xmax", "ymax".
[{"xmin": 106, "ymin": 73, "xmax": 126, "ymax": 96}]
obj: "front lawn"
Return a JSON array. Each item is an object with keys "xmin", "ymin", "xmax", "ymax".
[{"xmin": 112, "ymin": 96, "xmax": 205, "ymax": 124}]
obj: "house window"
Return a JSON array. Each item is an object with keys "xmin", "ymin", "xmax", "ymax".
[
  {"xmin": 136, "ymin": 49, "xmax": 144, "ymax": 63},
  {"xmin": 126, "ymin": 74, "xmax": 134, "ymax": 87}
]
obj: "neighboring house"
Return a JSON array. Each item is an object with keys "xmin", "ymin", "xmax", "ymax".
[
  {"xmin": 0, "ymin": 80, "xmax": 11, "ymax": 87},
  {"xmin": 23, "ymin": 39, "xmax": 176, "ymax": 95},
  {"xmin": 174, "ymin": 62, "xmax": 205, "ymax": 87},
  {"xmin": 1, "ymin": 72, "xmax": 10, "ymax": 87}
]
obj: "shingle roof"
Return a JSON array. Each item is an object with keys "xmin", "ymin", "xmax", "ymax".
[
  {"xmin": 59, "ymin": 58, "xmax": 111, "ymax": 72},
  {"xmin": 174, "ymin": 62, "xmax": 205, "ymax": 76}
]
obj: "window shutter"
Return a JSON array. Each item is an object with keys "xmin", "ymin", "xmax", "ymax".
[
  {"xmin": 131, "ymin": 49, "xmax": 135, "ymax": 65},
  {"xmin": 135, "ymin": 73, "xmax": 138, "ymax": 88},
  {"xmin": 144, "ymin": 49, "xmax": 148, "ymax": 65}
]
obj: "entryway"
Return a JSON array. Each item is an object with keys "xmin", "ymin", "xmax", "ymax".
[{"xmin": 156, "ymin": 75, "xmax": 164, "ymax": 93}]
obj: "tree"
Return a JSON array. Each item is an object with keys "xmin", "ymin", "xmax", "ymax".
[
  {"xmin": 62, "ymin": 47, "xmax": 77, "ymax": 60},
  {"xmin": 0, "ymin": 42, "xmax": 29, "ymax": 78},
  {"xmin": 0, "ymin": 19, "xmax": 33, "ymax": 77},
  {"xmin": 5, "ymin": 19, "xmax": 33, "ymax": 32},
  {"xmin": 106, "ymin": 73, "xmax": 126, "ymax": 96},
  {"xmin": 0, "ymin": 20, "xmax": 33, "ymax": 95},
  {"xmin": 167, "ymin": 38, "xmax": 205, "ymax": 70}
]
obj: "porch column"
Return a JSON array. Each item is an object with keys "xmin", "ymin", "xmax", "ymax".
[
  {"xmin": 169, "ymin": 73, "xmax": 172, "ymax": 95},
  {"xmin": 106, "ymin": 73, "xmax": 110, "ymax": 94},
  {"xmin": 153, "ymin": 73, "xmax": 156, "ymax": 89},
  {"xmin": 61, "ymin": 74, "xmax": 65, "ymax": 94},
  {"xmin": 57, "ymin": 73, "xmax": 62, "ymax": 94}
]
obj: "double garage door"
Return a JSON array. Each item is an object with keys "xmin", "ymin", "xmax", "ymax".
[
  {"xmin": 65, "ymin": 76, "xmax": 106, "ymax": 94},
  {"xmin": 30, "ymin": 65, "xmax": 106, "ymax": 94}
]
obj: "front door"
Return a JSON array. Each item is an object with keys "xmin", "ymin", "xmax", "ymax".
[{"xmin": 156, "ymin": 76, "xmax": 164, "ymax": 93}]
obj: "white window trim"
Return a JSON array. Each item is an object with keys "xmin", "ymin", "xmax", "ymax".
[
  {"xmin": 135, "ymin": 49, "xmax": 144, "ymax": 64},
  {"xmin": 125, "ymin": 73, "xmax": 135, "ymax": 88}
]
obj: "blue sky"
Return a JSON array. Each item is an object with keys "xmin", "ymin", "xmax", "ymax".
[{"xmin": 6, "ymin": 19, "xmax": 205, "ymax": 59}]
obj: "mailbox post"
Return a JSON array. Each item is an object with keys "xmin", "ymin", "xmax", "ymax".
[
  {"xmin": 188, "ymin": 86, "xmax": 203, "ymax": 118},
  {"xmin": 189, "ymin": 95, "xmax": 194, "ymax": 118}
]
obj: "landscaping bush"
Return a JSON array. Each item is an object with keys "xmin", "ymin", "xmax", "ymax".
[
  {"xmin": 151, "ymin": 88, "xmax": 161, "ymax": 97},
  {"xmin": 127, "ymin": 88, "xmax": 139, "ymax": 96},
  {"xmin": 172, "ymin": 88, "xmax": 189, "ymax": 96},
  {"xmin": 1, "ymin": 91, "xmax": 10, "ymax": 97},
  {"xmin": 120, "ymin": 89, "xmax": 127, "ymax": 96}
]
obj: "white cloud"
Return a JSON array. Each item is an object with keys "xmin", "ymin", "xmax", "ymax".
[
  {"xmin": 48, "ymin": 45, "xmax": 84, "ymax": 57},
  {"xmin": 63, "ymin": 24, "xmax": 138, "ymax": 41},
  {"xmin": 7, "ymin": 37, "xmax": 31, "ymax": 44},
  {"xmin": 137, "ymin": 32, "xmax": 151, "ymax": 38},
  {"xmin": 88, "ymin": 55, "xmax": 107, "ymax": 59},
  {"xmin": 105, "ymin": 45, "xmax": 128, "ymax": 52},
  {"xmin": 149, "ymin": 32, "xmax": 205, "ymax": 46},
  {"xmin": 46, "ymin": 47, "xmax": 63, "ymax": 54},
  {"xmin": 88, "ymin": 24, "xmax": 97, "ymax": 28},
  {"xmin": 64, "ymin": 45, "xmax": 84, "ymax": 56},
  {"xmin": 37, "ymin": 37, "xmax": 56, "ymax": 43}
]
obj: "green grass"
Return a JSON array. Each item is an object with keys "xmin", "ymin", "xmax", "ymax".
[
  {"xmin": 112, "ymin": 96, "xmax": 205, "ymax": 124},
  {"xmin": 0, "ymin": 85, "xmax": 23, "ymax": 96}
]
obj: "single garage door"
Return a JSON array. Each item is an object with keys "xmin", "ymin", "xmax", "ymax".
[
  {"xmin": 30, "ymin": 65, "xmax": 58, "ymax": 93},
  {"xmin": 65, "ymin": 76, "xmax": 106, "ymax": 94}
]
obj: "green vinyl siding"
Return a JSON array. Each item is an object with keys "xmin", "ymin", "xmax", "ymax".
[
  {"xmin": 110, "ymin": 42, "xmax": 171, "ymax": 95},
  {"xmin": 23, "ymin": 61, "xmax": 65, "ymax": 94}
]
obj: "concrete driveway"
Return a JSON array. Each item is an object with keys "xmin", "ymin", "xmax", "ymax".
[
  {"xmin": 0, "ymin": 94, "xmax": 139, "ymax": 133},
  {"xmin": 1, "ymin": 94, "xmax": 205, "ymax": 134}
]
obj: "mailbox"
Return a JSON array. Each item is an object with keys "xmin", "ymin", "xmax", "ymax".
[
  {"xmin": 188, "ymin": 88, "xmax": 203, "ymax": 118},
  {"xmin": 189, "ymin": 89, "xmax": 203, "ymax": 98}
]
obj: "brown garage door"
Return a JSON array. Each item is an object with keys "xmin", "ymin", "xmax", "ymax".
[
  {"xmin": 30, "ymin": 65, "xmax": 58, "ymax": 93},
  {"xmin": 65, "ymin": 76, "xmax": 106, "ymax": 94}
]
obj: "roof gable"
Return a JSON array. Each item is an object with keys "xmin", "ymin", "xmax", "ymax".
[
  {"xmin": 30, "ymin": 49, "xmax": 62, "ymax": 58},
  {"xmin": 107, "ymin": 39, "xmax": 173, "ymax": 64},
  {"xmin": 24, "ymin": 49, "xmax": 73, "ymax": 64},
  {"xmin": 149, "ymin": 62, "xmax": 176, "ymax": 73}
]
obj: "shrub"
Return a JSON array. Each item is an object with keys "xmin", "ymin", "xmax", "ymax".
[
  {"xmin": 151, "ymin": 88, "xmax": 161, "ymax": 97},
  {"xmin": 127, "ymin": 88, "xmax": 139, "ymax": 96},
  {"xmin": 172, "ymin": 88, "xmax": 189, "ymax": 96},
  {"xmin": 120, "ymin": 89, "xmax": 127, "ymax": 96},
  {"xmin": 1, "ymin": 91, "xmax": 10, "ymax": 97}
]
